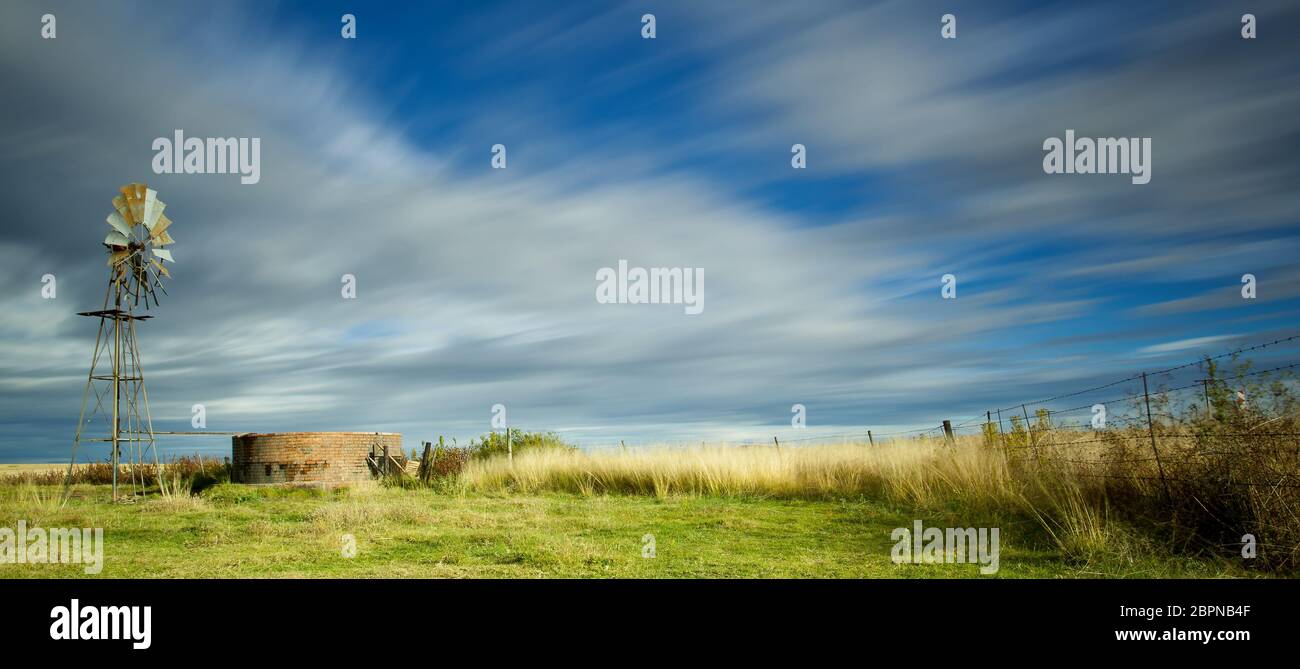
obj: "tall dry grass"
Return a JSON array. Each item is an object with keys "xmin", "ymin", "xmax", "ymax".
[
  {"xmin": 1, "ymin": 455, "xmax": 229, "ymax": 494},
  {"xmin": 461, "ymin": 428, "xmax": 1299, "ymax": 571},
  {"xmin": 463, "ymin": 435, "xmax": 1015, "ymax": 504}
]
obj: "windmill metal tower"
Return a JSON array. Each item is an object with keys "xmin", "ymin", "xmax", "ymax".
[{"xmin": 66, "ymin": 183, "xmax": 177, "ymax": 501}]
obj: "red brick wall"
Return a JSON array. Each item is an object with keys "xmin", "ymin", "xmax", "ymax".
[{"xmin": 231, "ymin": 432, "xmax": 402, "ymax": 484}]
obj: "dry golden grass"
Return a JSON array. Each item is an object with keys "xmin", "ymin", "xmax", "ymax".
[
  {"xmin": 460, "ymin": 429, "xmax": 1298, "ymax": 571},
  {"xmin": 458, "ymin": 435, "xmax": 1123, "ymax": 564},
  {"xmin": 0, "ymin": 463, "xmax": 65, "ymax": 475},
  {"xmin": 464, "ymin": 435, "xmax": 1017, "ymax": 503}
]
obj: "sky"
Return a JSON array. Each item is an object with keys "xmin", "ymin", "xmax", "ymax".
[{"xmin": 1, "ymin": 0, "xmax": 1298, "ymax": 462}]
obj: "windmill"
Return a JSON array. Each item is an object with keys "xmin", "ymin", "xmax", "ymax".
[{"xmin": 66, "ymin": 183, "xmax": 177, "ymax": 501}]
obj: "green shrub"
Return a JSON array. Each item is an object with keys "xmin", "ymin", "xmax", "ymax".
[{"xmin": 467, "ymin": 429, "xmax": 574, "ymax": 461}]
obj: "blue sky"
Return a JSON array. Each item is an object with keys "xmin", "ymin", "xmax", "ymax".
[{"xmin": 1, "ymin": 0, "xmax": 1298, "ymax": 461}]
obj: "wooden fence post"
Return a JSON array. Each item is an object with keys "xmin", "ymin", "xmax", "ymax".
[
  {"xmin": 942, "ymin": 420, "xmax": 954, "ymax": 445},
  {"xmin": 418, "ymin": 441, "xmax": 434, "ymax": 482},
  {"xmin": 867, "ymin": 430, "xmax": 874, "ymax": 446}
]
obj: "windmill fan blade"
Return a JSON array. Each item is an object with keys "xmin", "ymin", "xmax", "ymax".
[
  {"xmin": 150, "ymin": 213, "xmax": 172, "ymax": 238},
  {"xmin": 142, "ymin": 190, "xmax": 165, "ymax": 230},
  {"xmin": 112, "ymin": 195, "xmax": 136, "ymax": 227},
  {"xmin": 121, "ymin": 183, "xmax": 147, "ymax": 223},
  {"xmin": 106, "ymin": 212, "xmax": 132, "ymax": 237},
  {"xmin": 141, "ymin": 188, "xmax": 157, "ymax": 224},
  {"xmin": 103, "ymin": 183, "xmax": 176, "ymax": 308}
]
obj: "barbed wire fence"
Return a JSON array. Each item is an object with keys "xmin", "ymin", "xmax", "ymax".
[
  {"xmin": 549, "ymin": 333, "xmax": 1300, "ymax": 493},
  {"xmin": 967, "ymin": 335, "xmax": 1300, "ymax": 496}
]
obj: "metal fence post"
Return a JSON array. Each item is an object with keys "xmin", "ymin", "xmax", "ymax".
[
  {"xmin": 1021, "ymin": 404, "xmax": 1037, "ymax": 460},
  {"xmin": 1141, "ymin": 372, "xmax": 1172, "ymax": 503}
]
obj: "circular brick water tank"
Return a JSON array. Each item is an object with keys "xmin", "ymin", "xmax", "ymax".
[{"xmin": 231, "ymin": 432, "xmax": 402, "ymax": 484}]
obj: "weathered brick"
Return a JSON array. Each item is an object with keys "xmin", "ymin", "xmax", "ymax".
[{"xmin": 230, "ymin": 432, "xmax": 402, "ymax": 484}]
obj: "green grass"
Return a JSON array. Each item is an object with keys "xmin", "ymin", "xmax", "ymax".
[{"xmin": 0, "ymin": 482, "xmax": 1252, "ymax": 578}]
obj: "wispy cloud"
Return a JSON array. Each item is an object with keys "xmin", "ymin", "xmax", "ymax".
[
  {"xmin": 0, "ymin": 0, "xmax": 1296, "ymax": 461},
  {"xmin": 1138, "ymin": 335, "xmax": 1242, "ymax": 356}
]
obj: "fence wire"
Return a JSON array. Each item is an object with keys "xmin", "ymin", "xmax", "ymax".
[{"xmin": 551, "ymin": 334, "xmax": 1300, "ymax": 493}]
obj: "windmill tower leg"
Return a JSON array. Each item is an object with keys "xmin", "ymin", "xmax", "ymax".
[
  {"xmin": 64, "ymin": 314, "xmax": 107, "ymax": 502},
  {"xmin": 125, "ymin": 316, "xmax": 164, "ymax": 495},
  {"xmin": 111, "ymin": 284, "xmax": 121, "ymax": 501},
  {"xmin": 65, "ymin": 278, "xmax": 112, "ymax": 503},
  {"xmin": 67, "ymin": 271, "xmax": 162, "ymax": 502}
]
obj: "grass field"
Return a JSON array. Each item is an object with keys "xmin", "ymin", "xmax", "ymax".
[
  {"xmin": 0, "ymin": 481, "xmax": 1249, "ymax": 578},
  {"xmin": 0, "ymin": 464, "xmax": 64, "ymax": 476},
  {"xmin": 3, "ymin": 409, "xmax": 1295, "ymax": 579}
]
